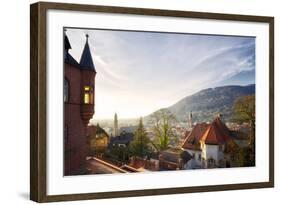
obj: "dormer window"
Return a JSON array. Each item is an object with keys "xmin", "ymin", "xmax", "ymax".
[
  {"xmin": 64, "ymin": 78, "xmax": 69, "ymax": 102},
  {"xmin": 83, "ymin": 85, "xmax": 93, "ymax": 104}
]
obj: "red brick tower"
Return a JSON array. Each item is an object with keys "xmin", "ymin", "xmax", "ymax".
[
  {"xmin": 79, "ymin": 34, "xmax": 96, "ymax": 124},
  {"xmin": 64, "ymin": 33, "xmax": 96, "ymax": 175}
]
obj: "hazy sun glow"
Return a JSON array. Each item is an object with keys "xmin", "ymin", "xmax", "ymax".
[{"xmin": 66, "ymin": 29, "xmax": 255, "ymax": 120}]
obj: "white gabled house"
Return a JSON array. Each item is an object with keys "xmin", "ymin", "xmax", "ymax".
[{"xmin": 182, "ymin": 116, "xmax": 237, "ymax": 169}]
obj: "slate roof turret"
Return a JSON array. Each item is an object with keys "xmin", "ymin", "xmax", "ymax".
[
  {"xmin": 64, "ymin": 33, "xmax": 79, "ymax": 66},
  {"xmin": 79, "ymin": 34, "xmax": 96, "ymax": 72}
]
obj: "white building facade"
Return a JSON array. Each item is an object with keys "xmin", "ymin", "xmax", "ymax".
[{"xmin": 182, "ymin": 117, "xmax": 234, "ymax": 169}]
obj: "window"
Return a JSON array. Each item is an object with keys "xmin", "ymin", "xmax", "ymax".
[
  {"xmin": 64, "ymin": 78, "xmax": 69, "ymax": 102},
  {"xmin": 83, "ymin": 85, "xmax": 94, "ymax": 104},
  {"xmin": 84, "ymin": 86, "xmax": 90, "ymax": 91},
  {"xmin": 198, "ymin": 154, "xmax": 201, "ymax": 161},
  {"xmin": 219, "ymin": 145, "xmax": 223, "ymax": 151},
  {"xmin": 207, "ymin": 158, "xmax": 216, "ymax": 168},
  {"xmin": 84, "ymin": 93, "xmax": 90, "ymax": 104}
]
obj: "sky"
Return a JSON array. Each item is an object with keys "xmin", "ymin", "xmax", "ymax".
[{"xmin": 65, "ymin": 28, "xmax": 255, "ymax": 120}]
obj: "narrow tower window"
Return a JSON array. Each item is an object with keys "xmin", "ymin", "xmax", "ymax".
[{"xmin": 83, "ymin": 86, "xmax": 93, "ymax": 104}]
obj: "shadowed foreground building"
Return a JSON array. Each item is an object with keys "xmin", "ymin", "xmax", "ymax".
[
  {"xmin": 88, "ymin": 124, "xmax": 110, "ymax": 156},
  {"xmin": 64, "ymin": 33, "xmax": 96, "ymax": 175}
]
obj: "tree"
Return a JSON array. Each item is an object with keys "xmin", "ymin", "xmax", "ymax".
[
  {"xmin": 150, "ymin": 109, "xmax": 177, "ymax": 151},
  {"xmin": 109, "ymin": 146, "xmax": 129, "ymax": 162},
  {"xmin": 233, "ymin": 95, "xmax": 255, "ymax": 166},
  {"xmin": 233, "ymin": 95, "xmax": 255, "ymax": 146},
  {"xmin": 129, "ymin": 117, "xmax": 151, "ymax": 158}
]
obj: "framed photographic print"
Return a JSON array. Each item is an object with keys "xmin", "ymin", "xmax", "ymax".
[{"xmin": 30, "ymin": 2, "xmax": 274, "ymax": 202}]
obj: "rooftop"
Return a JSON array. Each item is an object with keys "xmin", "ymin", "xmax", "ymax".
[
  {"xmin": 64, "ymin": 33, "xmax": 96, "ymax": 72},
  {"xmin": 182, "ymin": 117, "xmax": 234, "ymax": 149},
  {"xmin": 201, "ymin": 117, "xmax": 232, "ymax": 145},
  {"xmin": 86, "ymin": 157, "xmax": 127, "ymax": 174},
  {"xmin": 79, "ymin": 34, "xmax": 96, "ymax": 72},
  {"xmin": 182, "ymin": 123, "xmax": 209, "ymax": 150}
]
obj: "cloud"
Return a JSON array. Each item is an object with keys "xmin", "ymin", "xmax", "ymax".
[
  {"xmin": 65, "ymin": 28, "xmax": 255, "ymax": 119},
  {"xmin": 183, "ymin": 41, "xmax": 255, "ymax": 85}
]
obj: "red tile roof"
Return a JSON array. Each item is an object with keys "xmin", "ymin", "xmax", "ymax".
[
  {"xmin": 201, "ymin": 117, "xmax": 232, "ymax": 145},
  {"xmin": 182, "ymin": 117, "xmax": 233, "ymax": 149},
  {"xmin": 182, "ymin": 123, "xmax": 209, "ymax": 150},
  {"xmin": 183, "ymin": 130, "xmax": 190, "ymax": 138},
  {"xmin": 129, "ymin": 157, "xmax": 158, "ymax": 171}
]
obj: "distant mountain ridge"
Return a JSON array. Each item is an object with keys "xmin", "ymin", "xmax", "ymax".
[{"xmin": 147, "ymin": 84, "xmax": 255, "ymax": 123}]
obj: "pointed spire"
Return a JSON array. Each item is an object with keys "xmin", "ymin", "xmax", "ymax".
[
  {"xmin": 64, "ymin": 29, "xmax": 78, "ymax": 66},
  {"xmin": 79, "ymin": 34, "xmax": 96, "ymax": 72},
  {"xmin": 114, "ymin": 113, "xmax": 119, "ymax": 137},
  {"xmin": 64, "ymin": 29, "xmax": 71, "ymax": 52}
]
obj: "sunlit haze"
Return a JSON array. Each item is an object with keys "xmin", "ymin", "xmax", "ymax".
[{"xmin": 66, "ymin": 28, "xmax": 255, "ymax": 120}]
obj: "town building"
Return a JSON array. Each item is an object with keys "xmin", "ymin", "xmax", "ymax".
[
  {"xmin": 108, "ymin": 130, "xmax": 134, "ymax": 148},
  {"xmin": 181, "ymin": 123, "xmax": 209, "ymax": 167},
  {"xmin": 181, "ymin": 115, "xmax": 237, "ymax": 169},
  {"xmin": 88, "ymin": 124, "xmax": 110, "ymax": 156},
  {"xmin": 64, "ymin": 32, "xmax": 137, "ymax": 175},
  {"xmin": 127, "ymin": 156, "xmax": 159, "ymax": 171},
  {"xmin": 159, "ymin": 148, "xmax": 186, "ymax": 170},
  {"xmin": 120, "ymin": 125, "xmax": 138, "ymax": 134},
  {"xmin": 64, "ymin": 33, "xmax": 96, "ymax": 175}
]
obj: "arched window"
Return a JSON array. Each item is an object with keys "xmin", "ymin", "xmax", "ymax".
[
  {"xmin": 64, "ymin": 78, "xmax": 69, "ymax": 102},
  {"xmin": 83, "ymin": 85, "xmax": 94, "ymax": 104}
]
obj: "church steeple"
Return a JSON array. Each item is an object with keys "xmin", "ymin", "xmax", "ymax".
[
  {"xmin": 79, "ymin": 34, "xmax": 96, "ymax": 72},
  {"xmin": 114, "ymin": 113, "xmax": 119, "ymax": 137}
]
